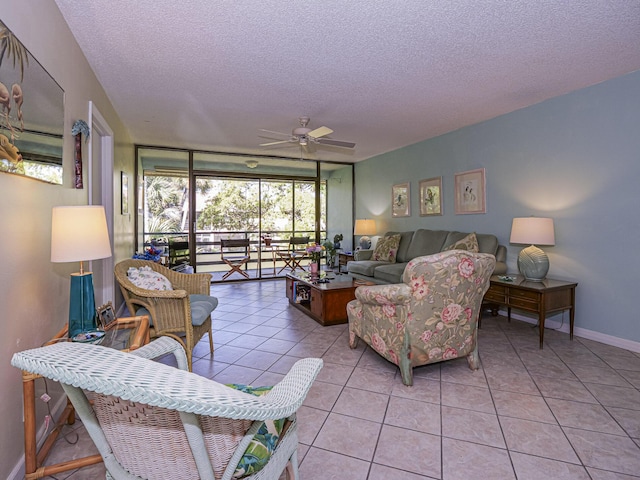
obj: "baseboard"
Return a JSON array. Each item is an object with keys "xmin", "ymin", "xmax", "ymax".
[
  {"xmin": 497, "ymin": 309, "xmax": 640, "ymax": 353},
  {"xmin": 8, "ymin": 393, "xmax": 68, "ymax": 480}
]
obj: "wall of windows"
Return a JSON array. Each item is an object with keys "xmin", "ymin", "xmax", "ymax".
[{"xmin": 136, "ymin": 147, "xmax": 353, "ymax": 281}]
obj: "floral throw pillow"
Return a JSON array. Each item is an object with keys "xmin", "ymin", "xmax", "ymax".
[
  {"xmin": 127, "ymin": 266, "xmax": 173, "ymax": 291},
  {"xmin": 443, "ymin": 232, "xmax": 479, "ymax": 253},
  {"xmin": 372, "ymin": 234, "xmax": 401, "ymax": 262},
  {"xmin": 226, "ymin": 384, "xmax": 286, "ymax": 478}
]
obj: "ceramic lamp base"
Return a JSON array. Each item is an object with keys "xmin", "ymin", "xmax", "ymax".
[
  {"xmin": 359, "ymin": 236, "xmax": 371, "ymax": 249},
  {"xmin": 517, "ymin": 245, "xmax": 549, "ymax": 282},
  {"xmin": 69, "ymin": 272, "xmax": 97, "ymax": 337}
]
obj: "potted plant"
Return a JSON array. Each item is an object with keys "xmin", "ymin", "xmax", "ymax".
[
  {"xmin": 323, "ymin": 240, "xmax": 337, "ymax": 267},
  {"xmin": 333, "ymin": 233, "xmax": 343, "ymax": 249},
  {"xmin": 261, "ymin": 232, "xmax": 272, "ymax": 246}
]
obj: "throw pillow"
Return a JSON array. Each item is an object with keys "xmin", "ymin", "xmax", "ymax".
[
  {"xmin": 226, "ymin": 384, "xmax": 287, "ymax": 478},
  {"xmin": 443, "ymin": 232, "xmax": 479, "ymax": 253},
  {"xmin": 372, "ymin": 234, "xmax": 401, "ymax": 262},
  {"xmin": 127, "ymin": 266, "xmax": 173, "ymax": 291}
]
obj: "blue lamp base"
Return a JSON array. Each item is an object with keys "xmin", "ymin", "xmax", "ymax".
[{"xmin": 69, "ymin": 272, "xmax": 97, "ymax": 337}]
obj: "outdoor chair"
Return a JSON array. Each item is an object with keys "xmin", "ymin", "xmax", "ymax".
[
  {"xmin": 220, "ymin": 238, "xmax": 251, "ymax": 280},
  {"xmin": 11, "ymin": 337, "xmax": 323, "ymax": 480},
  {"xmin": 115, "ymin": 259, "xmax": 216, "ymax": 371},
  {"xmin": 276, "ymin": 236, "xmax": 310, "ymax": 274},
  {"xmin": 168, "ymin": 236, "xmax": 190, "ymax": 270},
  {"xmin": 347, "ymin": 250, "xmax": 495, "ymax": 386}
]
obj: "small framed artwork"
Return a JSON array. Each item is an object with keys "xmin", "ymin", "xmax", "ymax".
[
  {"xmin": 121, "ymin": 171, "xmax": 129, "ymax": 214},
  {"xmin": 419, "ymin": 177, "xmax": 442, "ymax": 216},
  {"xmin": 392, "ymin": 182, "xmax": 411, "ymax": 217},
  {"xmin": 454, "ymin": 168, "xmax": 486, "ymax": 214},
  {"xmin": 96, "ymin": 302, "xmax": 117, "ymax": 330}
]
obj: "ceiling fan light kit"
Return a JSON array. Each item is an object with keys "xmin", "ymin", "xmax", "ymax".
[{"xmin": 259, "ymin": 116, "xmax": 355, "ymax": 150}]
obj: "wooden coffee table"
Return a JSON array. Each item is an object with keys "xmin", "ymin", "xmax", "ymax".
[{"xmin": 286, "ymin": 272, "xmax": 372, "ymax": 326}]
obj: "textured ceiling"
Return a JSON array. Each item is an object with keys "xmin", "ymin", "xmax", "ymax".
[{"xmin": 54, "ymin": 0, "xmax": 640, "ymax": 162}]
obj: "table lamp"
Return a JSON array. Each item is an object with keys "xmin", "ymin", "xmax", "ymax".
[
  {"xmin": 354, "ymin": 219, "xmax": 376, "ymax": 249},
  {"xmin": 51, "ymin": 206, "xmax": 112, "ymax": 337},
  {"xmin": 510, "ymin": 217, "xmax": 555, "ymax": 282}
]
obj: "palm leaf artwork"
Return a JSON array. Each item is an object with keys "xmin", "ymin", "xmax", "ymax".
[{"xmin": 0, "ymin": 21, "xmax": 29, "ymax": 81}]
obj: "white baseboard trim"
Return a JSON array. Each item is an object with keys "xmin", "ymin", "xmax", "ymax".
[
  {"xmin": 8, "ymin": 394, "xmax": 68, "ymax": 480},
  {"xmin": 499, "ymin": 310, "xmax": 640, "ymax": 353}
]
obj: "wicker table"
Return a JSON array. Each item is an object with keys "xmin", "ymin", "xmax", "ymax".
[{"xmin": 21, "ymin": 316, "xmax": 149, "ymax": 480}]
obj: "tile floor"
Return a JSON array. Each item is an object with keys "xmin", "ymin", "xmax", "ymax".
[{"xmin": 43, "ymin": 279, "xmax": 640, "ymax": 479}]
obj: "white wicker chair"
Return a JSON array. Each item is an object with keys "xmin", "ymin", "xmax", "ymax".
[{"xmin": 11, "ymin": 337, "xmax": 323, "ymax": 480}]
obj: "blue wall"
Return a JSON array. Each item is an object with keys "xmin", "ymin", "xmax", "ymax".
[{"xmin": 355, "ymin": 70, "xmax": 640, "ymax": 345}]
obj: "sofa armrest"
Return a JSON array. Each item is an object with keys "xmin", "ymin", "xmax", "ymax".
[
  {"xmin": 354, "ymin": 249, "xmax": 373, "ymax": 261},
  {"xmin": 355, "ymin": 283, "xmax": 412, "ymax": 305}
]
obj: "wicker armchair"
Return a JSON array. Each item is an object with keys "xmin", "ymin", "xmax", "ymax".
[
  {"xmin": 347, "ymin": 250, "xmax": 495, "ymax": 386},
  {"xmin": 12, "ymin": 337, "xmax": 323, "ymax": 480},
  {"xmin": 115, "ymin": 259, "xmax": 217, "ymax": 371}
]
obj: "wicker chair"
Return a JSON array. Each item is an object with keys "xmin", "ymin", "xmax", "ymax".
[
  {"xmin": 11, "ymin": 337, "xmax": 323, "ymax": 480},
  {"xmin": 115, "ymin": 259, "xmax": 216, "ymax": 371}
]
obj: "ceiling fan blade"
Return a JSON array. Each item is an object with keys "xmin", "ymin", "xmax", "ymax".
[
  {"xmin": 259, "ymin": 128, "xmax": 291, "ymax": 137},
  {"xmin": 260, "ymin": 140, "xmax": 293, "ymax": 146},
  {"xmin": 308, "ymin": 126, "xmax": 333, "ymax": 139},
  {"xmin": 316, "ymin": 138, "xmax": 356, "ymax": 148}
]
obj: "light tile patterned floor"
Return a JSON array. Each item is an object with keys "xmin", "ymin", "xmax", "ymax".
[{"xmin": 44, "ymin": 279, "xmax": 640, "ymax": 479}]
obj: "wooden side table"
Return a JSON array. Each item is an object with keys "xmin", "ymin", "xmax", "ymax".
[
  {"xmin": 22, "ymin": 316, "xmax": 150, "ymax": 480},
  {"xmin": 338, "ymin": 252, "xmax": 354, "ymax": 273},
  {"xmin": 483, "ymin": 275, "xmax": 577, "ymax": 348}
]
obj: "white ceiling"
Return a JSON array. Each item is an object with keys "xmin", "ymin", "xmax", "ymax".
[{"xmin": 54, "ymin": 0, "xmax": 640, "ymax": 163}]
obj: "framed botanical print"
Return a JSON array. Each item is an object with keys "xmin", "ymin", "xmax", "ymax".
[
  {"xmin": 454, "ymin": 168, "xmax": 486, "ymax": 214},
  {"xmin": 419, "ymin": 177, "xmax": 442, "ymax": 216},
  {"xmin": 392, "ymin": 182, "xmax": 410, "ymax": 217}
]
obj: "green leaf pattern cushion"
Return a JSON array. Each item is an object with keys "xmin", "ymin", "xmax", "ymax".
[
  {"xmin": 443, "ymin": 232, "xmax": 479, "ymax": 253},
  {"xmin": 372, "ymin": 234, "xmax": 402, "ymax": 262},
  {"xmin": 126, "ymin": 266, "xmax": 173, "ymax": 290},
  {"xmin": 226, "ymin": 384, "xmax": 286, "ymax": 478}
]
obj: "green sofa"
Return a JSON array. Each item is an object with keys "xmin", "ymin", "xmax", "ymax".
[{"xmin": 347, "ymin": 229, "xmax": 507, "ymax": 284}]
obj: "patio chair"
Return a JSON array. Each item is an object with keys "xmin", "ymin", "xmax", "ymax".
[
  {"xmin": 220, "ymin": 238, "xmax": 251, "ymax": 280},
  {"xmin": 168, "ymin": 236, "xmax": 190, "ymax": 270},
  {"xmin": 276, "ymin": 236, "xmax": 310, "ymax": 274},
  {"xmin": 11, "ymin": 337, "xmax": 323, "ymax": 480},
  {"xmin": 114, "ymin": 259, "xmax": 216, "ymax": 371},
  {"xmin": 347, "ymin": 250, "xmax": 495, "ymax": 386}
]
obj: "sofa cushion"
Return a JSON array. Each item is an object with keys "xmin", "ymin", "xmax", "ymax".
[
  {"xmin": 405, "ymin": 229, "xmax": 450, "ymax": 261},
  {"xmin": 373, "ymin": 262, "xmax": 408, "ymax": 284},
  {"xmin": 348, "ymin": 260, "xmax": 391, "ymax": 277},
  {"xmin": 444, "ymin": 231, "xmax": 499, "ymax": 256},
  {"xmin": 372, "ymin": 234, "xmax": 401, "ymax": 262},
  {"xmin": 384, "ymin": 231, "xmax": 415, "ymax": 263},
  {"xmin": 443, "ymin": 232, "xmax": 479, "ymax": 252}
]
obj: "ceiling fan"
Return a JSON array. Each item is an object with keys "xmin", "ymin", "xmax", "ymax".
[{"xmin": 259, "ymin": 116, "xmax": 355, "ymax": 149}]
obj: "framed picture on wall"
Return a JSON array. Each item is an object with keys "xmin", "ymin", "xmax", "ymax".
[
  {"xmin": 392, "ymin": 182, "xmax": 411, "ymax": 217},
  {"xmin": 121, "ymin": 171, "xmax": 129, "ymax": 214},
  {"xmin": 454, "ymin": 168, "xmax": 486, "ymax": 214},
  {"xmin": 419, "ymin": 177, "xmax": 442, "ymax": 216}
]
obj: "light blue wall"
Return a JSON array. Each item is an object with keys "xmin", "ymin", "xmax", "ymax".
[{"xmin": 355, "ymin": 70, "xmax": 640, "ymax": 343}]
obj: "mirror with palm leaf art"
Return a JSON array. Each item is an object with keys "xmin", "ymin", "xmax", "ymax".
[{"xmin": 0, "ymin": 19, "xmax": 64, "ymax": 184}]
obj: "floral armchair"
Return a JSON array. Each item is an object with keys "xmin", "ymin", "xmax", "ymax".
[{"xmin": 347, "ymin": 250, "xmax": 495, "ymax": 386}]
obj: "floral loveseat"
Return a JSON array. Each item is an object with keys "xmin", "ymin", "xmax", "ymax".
[
  {"xmin": 347, "ymin": 229, "xmax": 506, "ymax": 284},
  {"xmin": 347, "ymin": 250, "xmax": 495, "ymax": 386}
]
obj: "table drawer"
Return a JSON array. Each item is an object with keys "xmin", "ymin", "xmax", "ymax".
[
  {"xmin": 508, "ymin": 288, "xmax": 540, "ymax": 301},
  {"xmin": 484, "ymin": 284, "xmax": 506, "ymax": 303},
  {"xmin": 508, "ymin": 296, "xmax": 539, "ymax": 311}
]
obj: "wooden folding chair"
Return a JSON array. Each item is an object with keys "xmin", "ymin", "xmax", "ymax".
[
  {"xmin": 276, "ymin": 236, "xmax": 310, "ymax": 274},
  {"xmin": 220, "ymin": 238, "xmax": 251, "ymax": 280}
]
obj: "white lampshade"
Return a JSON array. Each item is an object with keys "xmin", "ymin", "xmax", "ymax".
[
  {"xmin": 510, "ymin": 217, "xmax": 555, "ymax": 282},
  {"xmin": 51, "ymin": 206, "xmax": 112, "ymax": 264},
  {"xmin": 510, "ymin": 217, "xmax": 555, "ymax": 246},
  {"xmin": 354, "ymin": 219, "xmax": 377, "ymax": 236}
]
